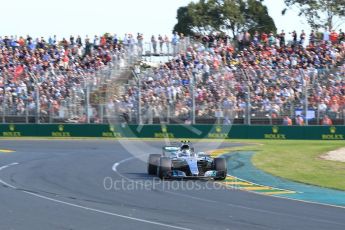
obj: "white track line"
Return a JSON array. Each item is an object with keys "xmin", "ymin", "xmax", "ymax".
[
  {"xmin": 0, "ymin": 179, "xmax": 17, "ymax": 189},
  {"xmin": 0, "ymin": 162, "xmax": 19, "ymax": 171},
  {"xmin": 0, "ymin": 162, "xmax": 191, "ymax": 230},
  {"xmin": 22, "ymin": 191, "xmax": 192, "ymax": 230},
  {"xmin": 112, "ymin": 156, "xmax": 137, "ymax": 172},
  {"xmin": 0, "ymin": 163, "xmax": 19, "ymax": 189}
]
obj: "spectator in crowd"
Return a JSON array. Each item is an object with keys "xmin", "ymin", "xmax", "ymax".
[
  {"xmin": 309, "ymin": 30, "xmax": 316, "ymax": 46},
  {"xmin": 158, "ymin": 34, "xmax": 164, "ymax": 53},
  {"xmin": 279, "ymin": 30, "xmax": 286, "ymax": 47},
  {"xmin": 282, "ymin": 115, "xmax": 292, "ymax": 125},
  {"xmin": 323, "ymin": 29, "xmax": 330, "ymax": 42},
  {"xmin": 137, "ymin": 33, "xmax": 144, "ymax": 54},
  {"xmin": 300, "ymin": 30, "xmax": 306, "ymax": 46},
  {"xmin": 330, "ymin": 30, "xmax": 338, "ymax": 45},
  {"xmin": 339, "ymin": 29, "xmax": 344, "ymax": 43},
  {"xmin": 151, "ymin": 35, "xmax": 157, "ymax": 54},
  {"xmin": 322, "ymin": 115, "xmax": 333, "ymax": 125},
  {"xmin": 295, "ymin": 115, "xmax": 304, "ymax": 125},
  {"xmin": 164, "ymin": 35, "xmax": 170, "ymax": 51},
  {"xmin": 318, "ymin": 100, "xmax": 328, "ymax": 116},
  {"xmin": 291, "ymin": 30, "xmax": 297, "ymax": 45},
  {"xmin": 171, "ymin": 32, "xmax": 179, "ymax": 54}
]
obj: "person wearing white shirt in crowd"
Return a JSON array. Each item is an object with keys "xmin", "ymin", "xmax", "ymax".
[
  {"xmin": 323, "ymin": 30, "xmax": 330, "ymax": 42},
  {"xmin": 318, "ymin": 100, "xmax": 328, "ymax": 115},
  {"xmin": 93, "ymin": 35, "xmax": 100, "ymax": 48}
]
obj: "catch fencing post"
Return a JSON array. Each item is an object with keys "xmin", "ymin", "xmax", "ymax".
[
  {"xmin": 269, "ymin": 102, "xmax": 273, "ymax": 125},
  {"xmin": 2, "ymin": 74, "xmax": 6, "ymax": 124},
  {"xmin": 167, "ymin": 103, "xmax": 170, "ymax": 124},
  {"xmin": 34, "ymin": 77, "xmax": 40, "ymax": 124},
  {"xmin": 190, "ymin": 72, "xmax": 196, "ymax": 124},
  {"xmin": 49, "ymin": 102, "xmax": 53, "ymax": 123},
  {"xmin": 247, "ymin": 84, "xmax": 251, "ymax": 125},
  {"xmin": 300, "ymin": 69, "xmax": 309, "ymax": 125},
  {"xmin": 85, "ymin": 85, "xmax": 90, "ymax": 124},
  {"xmin": 242, "ymin": 70, "xmax": 251, "ymax": 125},
  {"xmin": 133, "ymin": 69, "xmax": 142, "ymax": 125},
  {"xmin": 99, "ymin": 104, "xmax": 104, "ymax": 124},
  {"xmin": 25, "ymin": 103, "xmax": 29, "ymax": 123}
]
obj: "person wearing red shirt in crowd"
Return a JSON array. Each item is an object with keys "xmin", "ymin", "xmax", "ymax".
[
  {"xmin": 330, "ymin": 30, "xmax": 338, "ymax": 45},
  {"xmin": 62, "ymin": 55, "xmax": 69, "ymax": 69},
  {"xmin": 100, "ymin": 36, "xmax": 107, "ymax": 47},
  {"xmin": 322, "ymin": 115, "xmax": 333, "ymax": 125},
  {"xmin": 261, "ymin": 32, "xmax": 268, "ymax": 45},
  {"xmin": 18, "ymin": 36, "xmax": 25, "ymax": 46}
]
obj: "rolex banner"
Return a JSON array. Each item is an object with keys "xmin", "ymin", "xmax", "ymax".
[{"xmin": 0, "ymin": 124, "xmax": 344, "ymax": 140}]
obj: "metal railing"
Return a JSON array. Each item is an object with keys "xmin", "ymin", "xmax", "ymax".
[
  {"xmin": 140, "ymin": 36, "xmax": 191, "ymax": 57},
  {"xmin": 1, "ymin": 66, "xmax": 343, "ymax": 125}
]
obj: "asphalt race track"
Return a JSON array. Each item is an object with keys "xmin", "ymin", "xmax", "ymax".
[{"xmin": 0, "ymin": 140, "xmax": 345, "ymax": 230}]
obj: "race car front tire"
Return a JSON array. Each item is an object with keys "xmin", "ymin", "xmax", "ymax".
[
  {"xmin": 158, "ymin": 157, "xmax": 172, "ymax": 179},
  {"xmin": 214, "ymin": 158, "xmax": 227, "ymax": 180},
  {"xmin": 148, "ymin": 154, "xmax": 161, "ymax": 175}
]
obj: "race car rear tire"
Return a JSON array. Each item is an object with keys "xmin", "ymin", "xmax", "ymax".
[
  {"xmin": 148, "ymin": 154, "xmax": 161, "ymax": 175},
  {"xmin": 214, "ymin": 158, "xmax": 227, "ymax": 180},
  {"xmin": 158, "ymin": 157, "xmax": 172, "ymax": 179}
]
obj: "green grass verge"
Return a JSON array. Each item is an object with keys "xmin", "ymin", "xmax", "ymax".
[
  {"xmin": 224, "ymin": 140, "xmax": 345, "ymax": 191},
  {"xmin": 196, "ymin": 139, "xmax": 345, "ymax": 191}
]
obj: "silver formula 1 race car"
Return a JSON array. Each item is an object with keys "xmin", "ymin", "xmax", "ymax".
[{"xmin": 147, "ymin": 141, "xmax": 227, "ymax": 180}]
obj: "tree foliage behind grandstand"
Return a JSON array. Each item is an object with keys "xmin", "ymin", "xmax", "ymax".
[
  {"xmin": 173, "ymin": 0, "xmax": 277, "ymax": 37},
  {"xmin": 282, "ymin": 0, "xmax": 345, "ymax": 30}
]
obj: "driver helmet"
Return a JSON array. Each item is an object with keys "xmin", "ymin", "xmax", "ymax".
[{"xmin": 181, "ymin": 149, "xmax": 191, "ymax": 157}]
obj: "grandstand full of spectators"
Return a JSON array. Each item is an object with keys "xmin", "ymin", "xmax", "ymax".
[
  {"xmin": 0, "ymin": 33, "xmax": 139, "ymax": 122},
  {"xmin": 0, "ymin": 29, "xmax": 344, "ymax": 125},
  {"xmin": 121, "ymin": 29, "xmax": 344, "ymax": 125}
]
